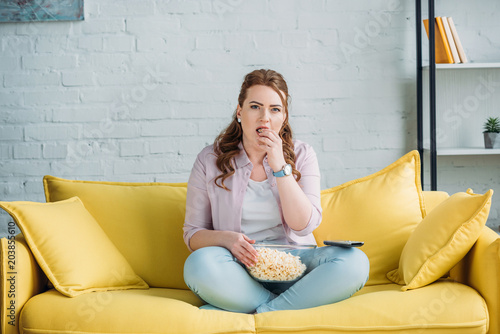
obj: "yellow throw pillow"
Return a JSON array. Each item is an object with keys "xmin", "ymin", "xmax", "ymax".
[
  {"xmin": 387, "ymin": 189, "xmax": 493, "ymax": 291},
  {"xmin": 0, "ymin": 197, "xmax": 148, "ymax": 297},
  {"xmin": 43, "ymin": 175, "xmax": 190, "ymax": 289},
  {"xmin": 313, "ymin": 150, "xmax": 426, "ymax": 285}
]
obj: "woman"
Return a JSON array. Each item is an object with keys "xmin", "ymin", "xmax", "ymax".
[{"xmin": 183, "ymin": 69, "xmax": 369, "ymax": 313}]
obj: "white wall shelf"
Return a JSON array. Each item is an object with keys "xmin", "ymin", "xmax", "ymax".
[
  {"xmin": 421, "ymin": 67, "xmax": 500, "ymax": 158},
  {"xmin": 423, "ymin": 62, "xmax": 500, "ymax": 70},
  {"xmin": 424, "ymin": 147, "xmax": 500, "ymax": 156},
  {"xmin": 416, "ymin": 1, "xmax": 500, "ymax": 190}
]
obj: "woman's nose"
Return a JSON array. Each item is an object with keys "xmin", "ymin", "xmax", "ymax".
[{"xmin": 259, "ymin": 109, "xmax": 271, "ymax": 121}]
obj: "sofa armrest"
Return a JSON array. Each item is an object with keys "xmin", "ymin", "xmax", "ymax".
[
  {"xmin": 450, "ymin": 226, "xmax": 500, "ymax": 334},
  {"xmin": 1, "ymin": 233, "xmax": 47, "ymax": 334}
]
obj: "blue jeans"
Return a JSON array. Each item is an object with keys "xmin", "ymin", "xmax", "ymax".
[{"xmin": 183, "ymin": 245, "xmax": 369, "ymax": 313}]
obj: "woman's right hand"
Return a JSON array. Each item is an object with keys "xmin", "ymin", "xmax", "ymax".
[{"xmin": 224, "ymin": 232, "xmax": 258, "ymax": 268}]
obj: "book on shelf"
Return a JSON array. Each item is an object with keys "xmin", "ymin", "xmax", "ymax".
[
  {"xmin": 423, "ymin": 17, "xmax": 468, "ymax": 64},
  {"xmin": 441, "ymin": 17, "xmax": 460, "ymax": 63},
  {"xmin": 447, "ymin": 17, "xmax": 468, "ymax": 63},
  {"xmin": 423, "ymin": 17, "xmax": 453, "ymax": 63}
]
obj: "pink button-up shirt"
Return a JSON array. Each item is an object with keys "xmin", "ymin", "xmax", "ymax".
[{"xmin": 183, "ymin": 140, "xmax": 322, "ymax": 252}]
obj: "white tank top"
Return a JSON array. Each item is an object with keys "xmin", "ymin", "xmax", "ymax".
[{"xmin": 240, "ymin": 179, "xmax": 287, "ymax": 242}]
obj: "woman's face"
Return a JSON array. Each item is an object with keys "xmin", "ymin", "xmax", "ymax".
[{"xmin": 236, "ymin": 85, "xmax": 286, "ymax": 150}]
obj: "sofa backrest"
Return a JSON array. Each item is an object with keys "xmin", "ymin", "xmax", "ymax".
[
  {"xmin": 44, "ymin": 175, "xmax": 450, "ymax": 290},
  {"xmin": 43, "ymin": 175, "xmax": 191, "ymax": 290},
  {"xmin": 421, "ymin": 191, "xmax": 450, "ymax": 212}
]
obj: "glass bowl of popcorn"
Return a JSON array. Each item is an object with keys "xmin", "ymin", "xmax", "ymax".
[{"xmin": 246, "ymin": 243, "xmax": 317, "ymax": 283}]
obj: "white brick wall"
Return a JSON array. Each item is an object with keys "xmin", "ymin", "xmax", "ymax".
[{"xmin": 1, "ymin": 0, "xmax": 500, "ymax": 237}]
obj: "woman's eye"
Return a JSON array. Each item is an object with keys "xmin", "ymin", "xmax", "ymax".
[
  {"xmin": 250, "ymin": 105, "xmax": 259, "ymax": 109},
  {"xmin": 272, "ymin": 108, "xmax": 281, "ymax": 113}
]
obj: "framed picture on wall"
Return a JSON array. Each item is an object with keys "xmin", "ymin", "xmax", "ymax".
[{"xmin": 0, "ymin": 0, "xmax": 84, "ymax": 22}]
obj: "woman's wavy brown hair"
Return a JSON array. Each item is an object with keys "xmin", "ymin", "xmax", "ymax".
[{"xmin": 213, "ymin": 69, "xmax": 300, "ymax": 190}]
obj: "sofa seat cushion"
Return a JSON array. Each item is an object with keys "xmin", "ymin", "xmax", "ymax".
[
  {"xmin": 255, "ymin": 282, "xmax": 488, "ymax": 334},
  {"xmin": 21, "ymin": 283, "xmax": 487, "ymax": 334},
  {"xmin": 20, "ymin": 288, "xmax": 255, "ymax": 334}
]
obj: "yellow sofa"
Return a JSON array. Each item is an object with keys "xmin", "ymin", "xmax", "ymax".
[{"xmin": 1, "ymin": 153, "xmax": 499, "ymax": 334}]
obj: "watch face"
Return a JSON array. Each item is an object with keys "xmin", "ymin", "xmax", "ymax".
[{"xmin": 284, "ymin": 164, "xmax": 292, "ymax": 175}]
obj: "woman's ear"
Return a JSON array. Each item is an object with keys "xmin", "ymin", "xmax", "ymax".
[{"xmin": 236, "ymin": 105, "xmax": 242, "ymax": 119}]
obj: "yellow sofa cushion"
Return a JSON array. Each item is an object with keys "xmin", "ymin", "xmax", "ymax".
[
  {"xmin": 43, "ymin": 175, "xmax": 190, "ymax": 289},
  {"xmin": 20, "ymin": 283, "xmax": 488, "ymax": 334},
  {"xmin": 313, "ymin": 150, "xmax": 426, "ymax": 285},
  {"xmin": 422, "ymin": 190, "xmax": 450, "ymax": 212},
  {"xmin": 0, "ymin": 197, "xmax": 148, "ymax": 297},
  {"xmin": 388, "ymin": 189, "xmax": 493, "ymax": 291},
  {"xmin": 20, "ymin": 288, "xmax": 256, "ymax": 334},
  {"xmin": 255, "ymin": 282, "xmax": 487, "ymax": 333}
]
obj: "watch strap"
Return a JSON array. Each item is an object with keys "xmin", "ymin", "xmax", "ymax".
[
  {"xmin": 272, "ymin": 164, "xmax": 291, "ymax": 177},
  {"xmin": 272, "ymin": 169, "xmax": 286, "ymax": 177}
]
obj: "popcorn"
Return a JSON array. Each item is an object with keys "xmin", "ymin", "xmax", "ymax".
[{"xmin": 247, "ymin": 248, "xmax": 306, "ymax": 281}]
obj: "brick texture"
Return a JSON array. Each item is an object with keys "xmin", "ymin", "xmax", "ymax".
[{"xmin": 1, "ymin": 0, "xmax": 500, "ymax": 236}]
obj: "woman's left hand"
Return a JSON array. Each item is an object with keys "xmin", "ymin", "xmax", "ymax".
[{"xmin": 257, "ymin": 128, "xmax": 286, "ymax": 172}]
